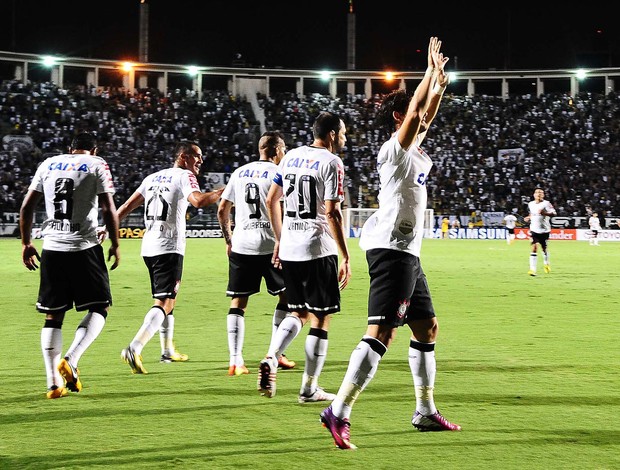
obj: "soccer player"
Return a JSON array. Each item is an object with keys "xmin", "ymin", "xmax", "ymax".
[
  {"xmin": 503, "ymin": 212, "xmax": 518, "ymax": 244},
  {"xmin": 257, "ymin": 111, "xmax": 351, "ymax": 402},
  {"xmin": 217, "ymin": 131, "xmax": 296, "ymax": 376},
  {"xmin": 440, "ymin": 216, "xmax": 449, "ymax": 239},
  {"xmin": 117, "ymin": 141, "xmax": 223, "ymax": 374},
  {"xmin": 524, "ymin": 187, "xmax": 556, "ymax": 276},
  {"xmin": 20, "ymin": 132, "xmax": 120, "ymax": 399},
  {"xmin": 588, "ymin": 212, "xmax": 601, "ymax": 246},
  {"xmin": 320, "ymin": 37, "xmax": 461, "ymax": 450}
]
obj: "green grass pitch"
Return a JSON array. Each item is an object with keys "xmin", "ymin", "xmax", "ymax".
[{"xmin": 1, "ymin": 238, "xmax": 619, "ymax": 469}]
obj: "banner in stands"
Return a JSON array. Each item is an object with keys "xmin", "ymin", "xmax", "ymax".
[{"xmin": 206, "ymin": 172, "xmax": 231, "ymax": 189}]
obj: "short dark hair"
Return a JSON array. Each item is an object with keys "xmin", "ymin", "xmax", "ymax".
[
  {"xmin": 312, "ymin": 112, "xmax": 342, "ymax": 140},
  {"xmin": 259, "ymin": 131, "xmax": 284, "ymax": 158},
  {"xmin": 71, "ymin": 132, "xmax": 97, "ymax": 151},
  {"xmin": 173, "ymin": 141, "xmax": 200, "ymax": 158},
  {"xmin": 376, "ymin": 89, "xmax": 414, "ymax": 131}
]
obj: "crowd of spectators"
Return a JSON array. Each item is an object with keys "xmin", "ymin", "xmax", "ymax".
[{"xmin": 2, "ymin": 79, "xmax": 619, "ymax": 225}]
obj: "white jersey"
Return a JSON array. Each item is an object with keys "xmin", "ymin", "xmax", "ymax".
[
  {"xmin": 527, "ymin": 199, "xmax": 555, "ymax": 233},
  {"xmin": 360, "ymin": 135, "xmax": 432, "ymax": 257},
  {"xmin": 28, "ymin": 153, "xmax": 115, "ymax": 252},
  {"xmin": 589, "ymin": 216, "xmax": 601, "ymax": 231},
  {"xmin": 274, "ymin": 145, "xmax": 344, "ymax": 261},
  {"xmin": 503, "ymin": 214, "xmax": 517, "ymax": 229},
  {"xmin": 221, "ymin": 160, "xmax": 278, "ymax": 255},
  {"xmin": 137, "ymin": 167, "xmax": 200, "ymax": 257}
]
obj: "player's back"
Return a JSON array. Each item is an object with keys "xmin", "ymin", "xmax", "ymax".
[
  {"xmin": 222, "ymin": 160, "xmax": 279, "ymax": 255},
  {"xmin": 31, "ymin": 152, "xmax": 114, "ymax": 251},
  {"xmin": 277, "ymin": 145, "xmax": 343, "ymax": 261}
]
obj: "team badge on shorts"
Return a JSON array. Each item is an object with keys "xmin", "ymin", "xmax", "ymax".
[
  {"xmin": 397, "ymin": 299, "xmax": 410, "ymax": 319},
  {"xmin": 174, "ymin": 280, "xmax": 181, "ymax": 294}
]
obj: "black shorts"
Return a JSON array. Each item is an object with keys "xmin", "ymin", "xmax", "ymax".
[
  {"xmin": 531, "ymin": 231, "xmax": 550, "ymax": 246},
  {"xmin": 227, "ymin": 252, "xmax": 285, "ymax": 297},
  {"xmin": 143, "ymin": 253, "xmax": 184, "ymax": 300},
  {"xmin": 507, "ymin": 228, "xmax": 515, "ymax": 234},
  {"xmin": 366, "ymin": 248, "xmax": 435, "ymax": 327},
  {"xmin": 590, "ymin": 230, "xmax": 599, "ymax": 237},
  {"xmin": 281, "ymin": 255, "xmax": 340, "ymax": 315},
  {"xmin": 37, "ymin": 245, "xmax": 112, "ymax": 313}
]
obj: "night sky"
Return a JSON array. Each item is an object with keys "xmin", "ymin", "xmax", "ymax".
[{"xmin": 1, "ymin": 0, "xmax": 618, "ymax": 72}]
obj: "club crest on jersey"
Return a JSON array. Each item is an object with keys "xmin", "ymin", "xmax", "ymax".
[
  {"xmin": 399, "ymin": 219, "xmax": 414, "ymax": 235},
  {"xmin": 397, "ymin": 299, "xmax": 410, "ymax": 319}
]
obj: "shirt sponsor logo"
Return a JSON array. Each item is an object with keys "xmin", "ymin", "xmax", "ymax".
[
  {"xmin": 48, "ymin": 162, "xmax": 89, "ymax": 172},
  {"xmin": 286, "ymin": 158, "xmax": 320, "ymax": 170},
  {"xmin": 239, "ymin": 169, "xmax": 271, "ymax": 179}
]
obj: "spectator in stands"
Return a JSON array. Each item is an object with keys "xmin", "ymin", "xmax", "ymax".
[{"xmin": 320, "ymin": 37, "xmax": 460, "ymax": 451}]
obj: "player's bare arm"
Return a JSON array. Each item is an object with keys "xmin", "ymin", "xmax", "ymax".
[
  {"xmin": 99, "ymin": 192, "xmax": 120, "ymax": 270},
  {"xmin": 188, "ymin": 187, "xmax": 224, "ymax": 208},
  {"xmin": 19, "ymin": 189, "xmax": 43, "ymax": 271},
  {"xmin": 325, "ymin": 199, "xmax": 351, "ymax": 290}
]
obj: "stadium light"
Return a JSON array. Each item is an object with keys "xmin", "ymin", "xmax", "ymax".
[
  {"xmin": 384, "ymin": 71, "xmax": 395, "ymax": 81},
  {"xmin": 121, "ymin": 62, "xmax": 134, "ymax": 72},
  {"xmin": 576, "ymin": 69, "xmax": 588, "ymax": 81},
  {"xmin": 448, "ymin": 71, "xmax": 457, "ymax": 82},
  {"xmin": 320, "ymin": 70, "xmax": 332, "ymax": 81},
  {"xmin": 187, "ymin": 66, "xmax": 200, "ymax": 76},
  {"xmin": 42, "ymin": 56, "xmax": 58, "ymax": 67}
]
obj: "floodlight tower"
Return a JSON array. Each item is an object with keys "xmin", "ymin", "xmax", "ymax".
[
  {"xmin": 139, "ymin": 0, "xmax": 149, "ymax": 63},
  {"xmin": 346, "ymin": 0, "xmax": 356, "ymax": 95}
]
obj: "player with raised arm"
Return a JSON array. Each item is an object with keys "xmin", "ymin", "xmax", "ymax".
[
  {"xmin": 320, "ymin": 37, "xmax": 461, "ymax": 450},
  {"xmin": 524, "ymin": 187, "xmax": 556, "ymax": 276},
  {"xmin": 118, "ymin": 141, "xmax": 223, "ymax": 373},
  {"xmin": 217, "ymin": 131, "xmax": 296, "ymax": 376}
]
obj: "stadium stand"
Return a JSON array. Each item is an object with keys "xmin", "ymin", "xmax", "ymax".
[{"xmin": 1, "ymin": 79, "xmax": 619, "ymax": 228}]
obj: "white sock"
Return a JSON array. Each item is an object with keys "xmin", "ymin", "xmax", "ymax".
[
  {"xmin": 272, "ymin": 304, "xmax": 289, "ymax": 358},
  {"xmin": 160, "ymin": 311, "xmax": 175, "ymax": 355},
  {"xmin": 130, "ymin": 306, "xmax": 166, "ymax": 356},
  {"xmin": 543, "ymin": 252, "xmax": 550, "ymax": 265},
  {"xmin": 529, "ymin": 253, "xmax": 537, "ymax": 271},
  {"xmin": 65, "ymin": 311, "xmax": 106, "ymax": 367},
  {"xmin": 409, "ymin": 339, "xmax": 437, "ymax": 416},
  {"xmin": 300, "ymin": 328, "xmax": 328, "ymax": 396},
  {"xmin": 267, "ymin": 315, "xmax": 302, "ymax": 359},
  {"xmin": 227, "ymin": 309, "xmax": 245, "ymax": 367},
  {"xmin": 41, "ymin": 322, "xmax": 63, "ymax": 389},
  {"xmin": 332, "ymin": 336, "xmax": 386, "ymax": 420}
]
